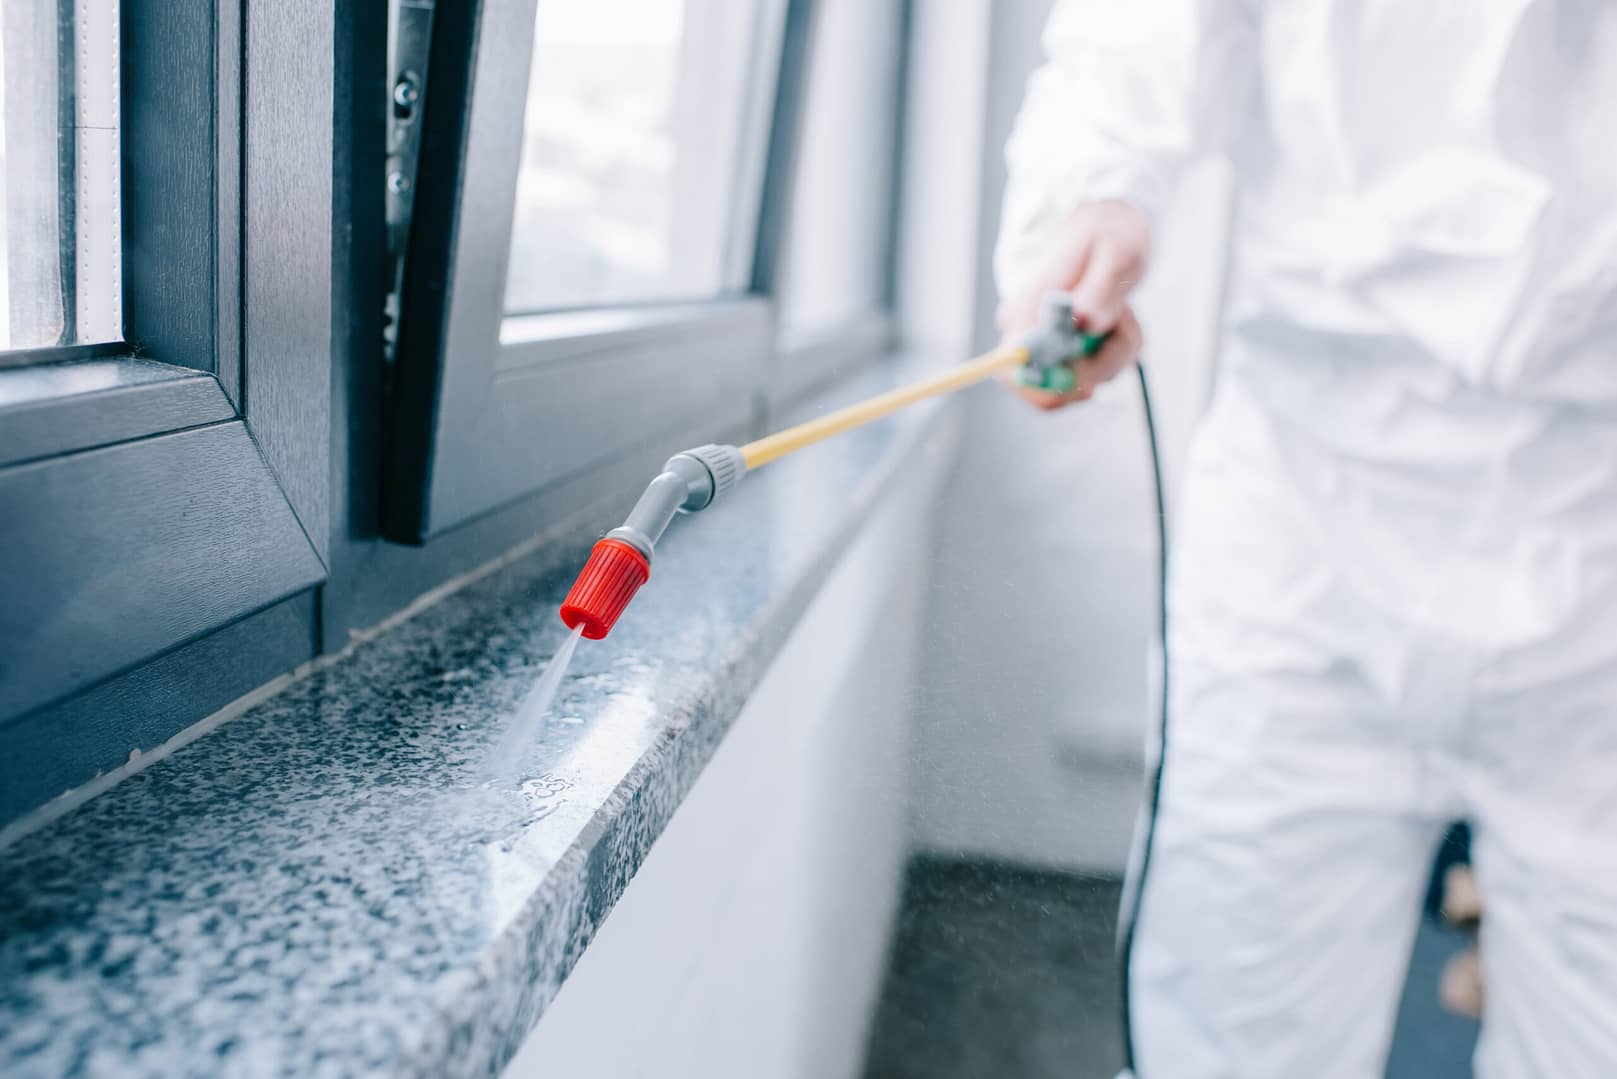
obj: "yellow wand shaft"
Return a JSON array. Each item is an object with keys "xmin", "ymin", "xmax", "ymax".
[{"xmin": 740, "ymin": 345, "xmax": 1029, "ymax": 470}]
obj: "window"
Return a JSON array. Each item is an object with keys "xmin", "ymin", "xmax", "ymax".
[
  {"xmin": 776, "ymin": 0, "xmax": 902, "ymax": 339},
  {"xmin": 387, "ymin": 0, "xmax": 790, "ymax": 541},
  {"xmin": 387, "ymin": 0, "xmax": 913, "ymax": 541},
  {"xmin": 504, "ymin": 0, "xmax": 766, "ymax": 313},
  {"xmin": 0, "ymin": 0, "xmax": 331, "ymax": 826},
  {"xmin": 0, "ymin": 0, "xmax": 121, "ymax": 356},
  {"xmin": 760, "ymin": 0, "xmax": 903, "ymax": 404}
]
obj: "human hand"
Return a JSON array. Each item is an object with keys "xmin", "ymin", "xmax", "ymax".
[{"xmin": 997, "ymin": 200, "xmax": 1150, "ymax": 410}]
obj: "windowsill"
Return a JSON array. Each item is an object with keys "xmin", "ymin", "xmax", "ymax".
[
  {"xmin": 0, "ymin": 355, "xmax": 233, "ymax": 467},
  {"xmin": 0, "ymin": 353, "xmax": 961, "ymax": 1076}
]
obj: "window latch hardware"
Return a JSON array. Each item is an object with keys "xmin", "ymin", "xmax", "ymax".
[{"xmin": 383, "ymin": 0, "xmax": 435, "ymax": 365}]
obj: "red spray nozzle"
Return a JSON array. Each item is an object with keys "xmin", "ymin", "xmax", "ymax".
[{"xmin": 560, "ymin": 538, "xmax": 650, "ymax": 639}]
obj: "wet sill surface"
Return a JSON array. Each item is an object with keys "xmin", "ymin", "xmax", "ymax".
[{"xmin": 0, "ymin": 359, "xmax": 958, "ymax": 1078}]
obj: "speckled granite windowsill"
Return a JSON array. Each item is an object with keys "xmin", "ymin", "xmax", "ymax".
[{"xmin": 0, "ymin": 359, "xmax": 959, "ymax": 1079}]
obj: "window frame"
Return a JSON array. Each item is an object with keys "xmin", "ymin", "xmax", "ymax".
[
  {"xmin": 385, "ymin": 0, "xmax": 800, "ymax": 543},
  {"xmin": 763, "ymin": 0, "xmax": 908, "ymax": 406},
  {"xmin": 0, "ymin": 0, "xmax": 333, "ymax": 816}
]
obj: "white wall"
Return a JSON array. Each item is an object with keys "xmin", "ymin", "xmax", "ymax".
[
  {"xmin": 504, "ymin": 416, "xmax": 955, "ymax": 1079},
  {"xmin": 907, "ymin": 0, "xmax": 1232, "ymax": 874}
]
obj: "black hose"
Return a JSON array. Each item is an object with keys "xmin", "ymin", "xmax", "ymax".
[{"xmin": 1118, "ymin": 359, "xmax": 1169, "ymax": 1075}]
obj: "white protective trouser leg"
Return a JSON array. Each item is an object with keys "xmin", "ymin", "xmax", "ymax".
[{"xmin": 1121, "ymin": 363, "xmax": 1617, "ymax": 1079}]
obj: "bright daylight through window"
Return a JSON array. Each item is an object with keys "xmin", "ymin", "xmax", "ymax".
[
  {"xmin": 503, "ymin": 0, "xmax": 762, "ymax": 314},
  {"xmin": 0, "ymin": 0, "xmax": 121, "ymax": 357}
]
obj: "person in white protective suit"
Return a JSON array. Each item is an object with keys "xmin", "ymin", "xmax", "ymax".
[{"xmin": 994, "ymin": 2, "xmax": 1617, "ymax": 1077}]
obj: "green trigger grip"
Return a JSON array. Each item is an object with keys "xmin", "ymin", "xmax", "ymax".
[{"xmin": 1016, "ymin": 329, "xmax": 1109, "ymax": 393}]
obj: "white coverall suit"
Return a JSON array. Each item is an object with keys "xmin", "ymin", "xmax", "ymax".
[{"xmin": 997, "ymin": 2, "xmax": 1617, "ymax": 1076}]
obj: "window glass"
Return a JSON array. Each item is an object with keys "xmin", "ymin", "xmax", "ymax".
[
  {"xmin": 507, "ymin": 0, "xmax": 766, "ymax": 313},
  {"xmin": 503, "ymin": 0, "xmax": 767, "ymax": 315},
  {"xmin": 0, "ymin": 0, "xmax": 121, "ymax": 355},
  {"xmin": 777, "ymin": 0, "xmax": 901, "ymax": 336}
]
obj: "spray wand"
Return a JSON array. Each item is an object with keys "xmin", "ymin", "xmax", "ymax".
[{"xmin": 558, "ymin": 294, "xmax": 1105, "ymax": 639}]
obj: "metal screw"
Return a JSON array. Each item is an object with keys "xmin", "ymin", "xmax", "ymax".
[
  {"xmin": 393, "ymin": 74, "xmax": 421, "ymax": 110},
  {"xmin": 387, "ymin": 171, "xmax": 410, "ymax": 195}
]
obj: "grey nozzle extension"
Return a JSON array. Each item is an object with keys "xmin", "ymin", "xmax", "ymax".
[
  {"xmin": 605, "ymin": 443, "xmax": 748, "ymax": 560},
  {"xmin": 668, "ymin": 443, "xmax": 745, "ymax": 512}
]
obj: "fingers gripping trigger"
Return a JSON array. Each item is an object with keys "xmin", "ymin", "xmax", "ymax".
[{"xmin": 1015, "ymin": 291, "xmax": 1109, "ymax": 392}]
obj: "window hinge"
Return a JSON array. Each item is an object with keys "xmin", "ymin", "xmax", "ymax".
[{"xmin": 383, "ymin": 0, "xmax": 435, "ymax": 366}]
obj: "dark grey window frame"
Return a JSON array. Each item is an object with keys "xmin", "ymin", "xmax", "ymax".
[
  {"xmin": 0, "ymin": 0, "xmax": 334, "ymax": 821},
  {"xmin": 386, "ymin": 0, "xmax": 806, "ymax": 543}
]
